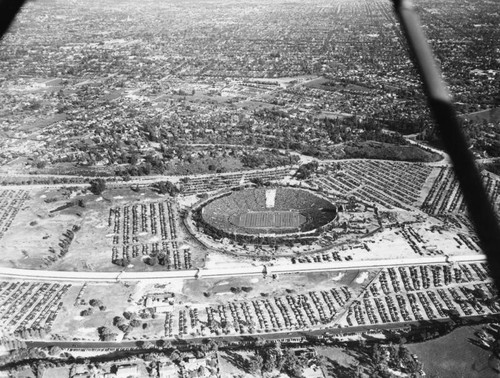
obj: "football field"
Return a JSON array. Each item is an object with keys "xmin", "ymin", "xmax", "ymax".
[{"xmin": 238, "ymin": 211, "xmax": 304, "ymax": 228}]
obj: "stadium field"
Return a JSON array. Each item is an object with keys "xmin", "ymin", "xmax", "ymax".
[{"xmin": 238, "ymin": 211, "xmax": 305, "ymax": 229}]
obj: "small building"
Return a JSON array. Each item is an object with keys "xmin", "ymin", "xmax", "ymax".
[
  {"xmin": 158, "ymin": 362, "xmax": 178, "ymax": 378},
  {"xmin": 116, "ymin": 364, "xmax": 139, "ymax": 378}
]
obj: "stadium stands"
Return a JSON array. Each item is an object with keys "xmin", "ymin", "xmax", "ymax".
[{"xmin": 197, "ymin": 187, "xmax": 338, "ymax": 244}]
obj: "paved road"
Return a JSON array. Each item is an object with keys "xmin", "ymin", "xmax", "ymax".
[
  {"xmin": 0, "ymin": 254, "xmax": 487, "ymax": 283},
  {"xmin": 26, "ymin": 314, "xmax": 494, "ymax": 351},
  {"xmin": 23, "ymin": 322, "xmax": 414, "ymax": 350}
]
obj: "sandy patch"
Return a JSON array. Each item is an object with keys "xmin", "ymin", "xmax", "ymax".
[{"xmin": 355, "ymin": 271, "xmax": 369, "ymax": 284}]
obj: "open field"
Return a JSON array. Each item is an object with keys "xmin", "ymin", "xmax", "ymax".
[
  {"xmin": 407, "ymin": 325, "xmax": 499, "ymax": 378},
  {"xmin": 50, "ymin": 281, "xmax": 138, "ymax": 341},
  {"xmin": 0, "ymin": 186, "xmax": 204, "ymax": 272}
]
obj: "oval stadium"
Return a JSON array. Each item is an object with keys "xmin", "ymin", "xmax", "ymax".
[{"xmin": 198, "ymin": 187, "xmax": 337, "ymax": 242}]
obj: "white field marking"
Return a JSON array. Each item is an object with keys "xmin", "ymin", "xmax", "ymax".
[{"xmin": 265, "ymin": 189, "xmax": 277, "ymax": 208}]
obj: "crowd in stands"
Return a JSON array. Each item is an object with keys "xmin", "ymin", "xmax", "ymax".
[
  {"xmin": 196, "ymin": 187, "xmax": 337, "ymax": 245},
  {"xmin": 180, "ymin": 167, "xmax": 294, "ymax": 195}
]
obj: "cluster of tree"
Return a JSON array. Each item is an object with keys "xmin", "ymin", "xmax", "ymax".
[
  {"xmin": 0, "ymin": 346, "xmax": 46, "ymax": 367},
  {"xmin": 249, "ymin": 177, "xmax": 270, "ymax": 187},
  {"xmin": 295, "ymin": 161, "xmax": 319, "ymax": 180},
  {"xmin": 151, "ymin": 181, "xmax": 179, "ymax": 196},
  {"xmin": 13, "ymin": 327, "xmax": 47, "ymax": 339},
  {"xmin": 112, "ymin": 257, "xmax": 129, "ymax": 267},
  {"xmin": 230, "ymin": 286, "xmax": 253, "ymax": 294},
  {"xmin": 245, "ymin": 344, "xmax": 304, "ymax": 377},
  {"xmin": 423, "ymin": 118, "xmax": 500, "ymax": 159},
  {"xmin": 321, "ymin": 116, "xmax": 408, "ymax": 146},
  {"xmin": 89, "ymin": 298, "xmax": 106, "ymax": 311},
  {"xmin": 241, "ymin": 150, "xmax": 299, "ymax": 169},
  {"xmin": 343, "ymin": 141, "xmax": 440, "ymax": 163},
  {"xmin": 97, "ymin": 326, "xmax": 118, "ymax": 341},
  {"xmin": 141, "ymin": 250, "xmax": 175, "ymax": 267},
  {"xmin": 48, "ymin": 225, "xmax": 80, "ymax": 262},
  {"xmin": 114, "ymin": 249, "xmax": 177, "ymax": 268},
  {"xmin": 112, "ymin": 310, "xmax": 154, "ymax": 335},
  {"xmin": 89, "ymin": 178, "xmax": 106, "ymax": 195},
  {"xmin": 80, "ymin": 307, "xmax": 95, "ymax": 316},
  {"xmin": 113, "ymin": 315, "xmax": 133, "ymax": 334},
  {"xmin": 144, "ymin": 255, "xmax": 158, "ymax": 266},
  {"xmin": 371, "ymin": 343, "xmax": 423, "ymax": 377}
]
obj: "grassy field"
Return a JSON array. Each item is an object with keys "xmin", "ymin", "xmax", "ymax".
[
  {"xmin": 50, "ymin": 282, "xmax": 139, "ymax": 341},
  {"xmin": 0, "ymin": 186, "xmax": 205, "ymax": 272},
  {"xmin": 407, "ymin": 325, "xmax": 498, "ymax": 378},
  {"xmin": 238, "ymin": 211, "xmax": 303, "ymax": 228},
  {"xmin": 315, "ymin": 346, "xmax": 360, "ymax": 378}
]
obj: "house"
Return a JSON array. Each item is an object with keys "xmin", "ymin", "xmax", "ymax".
[
  {"xmin": 158, "ymin": 362, "xmax": 178, "ymax": 378},
  {"xmin": 116, "ymin": 364, "xmax": 139, "ymax": 378}
]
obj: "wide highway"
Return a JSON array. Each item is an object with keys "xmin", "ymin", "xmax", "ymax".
[{"xmin": 0, "ymin": 254, "xmax": 487, "ymax": 283}]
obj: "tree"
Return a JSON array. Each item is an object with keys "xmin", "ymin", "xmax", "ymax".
[
  {"xmin": 145, "ymin": 255, "xmax": 157, "ymax": 266},
  {"xmin": 48, "ymin": 346, "xmax": 62, "ymax": 356},
  {"xmin": 118, "ymin": 324, "xmax": 132, "ymax": 333},
  {"xmin": 89, "ymin": 179, "xmax": 106, "ymax": 195},
  {"xmin": 203, "ymin": 338, "xmax": 219, "ymax": 352},
  {"xmin": 97, "ymin": 326, "xmax": 117, "ymax": 341},
  {"xmin": 280, "ymin": 349, "xmax": 303, "ymax": 378},
  {"xmin": 170, "ymin": 349, "xmax": 182, "ymax": 363},
  {"xmin": 152, "ymin": 181, "xmax": 179, "ymax": 196},
  {"xmin": 263, "ymin": 354, "xmax": 276, "ymax": 372},
  {"xmin": 295, "ymin": 161, "xmax": 319, "ymax": 179},
  {"xmin": 130, "ymin": 319, "xmax": 141, "ymax": 327},
  {"xmin": 80, "ymin": 308, "xmax": 94, "ymax": 316},
  {"xmin": 89, "ymin": 299, "xmax": 103, "ymax": 307},
  {"xmin": 113, "ymin": 258, "xmax": 128, "ymax": 267},
  {"xmin": 35, "ymin": 160, "xmax": 47, "ymax": 169},
  {"xmin": 113, "ymin": 316, "xmax": 124, "ymax": 326},
  {"xmin": 246, "ymin": 355, "xmax": 264, "ymax": 374}
]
